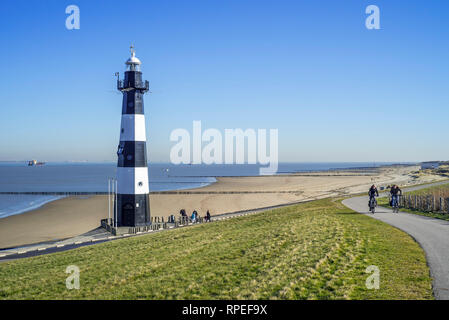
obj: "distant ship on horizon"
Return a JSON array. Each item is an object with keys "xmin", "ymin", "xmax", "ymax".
[{"xmin": 28, "ymin": 160, "xmax": 45, "ymax": 166}]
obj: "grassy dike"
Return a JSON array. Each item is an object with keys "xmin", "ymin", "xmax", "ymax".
[{"xmin": 0, "ymin": 198, "xmax": 432, "ymax": 300}]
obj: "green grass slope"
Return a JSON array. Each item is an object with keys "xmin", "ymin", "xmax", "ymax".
[
  {"xmin": 0, "ymin": 199, "xmax": 432, "ymax": 300},
  {"xmin": 407, "ymin": 182, "xmax": 449, "ymax": 197}
]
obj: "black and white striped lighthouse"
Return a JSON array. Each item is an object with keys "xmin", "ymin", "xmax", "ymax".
[{"xmin": 115, "ymin": 46, "xmax": 151, "ymax": 227}]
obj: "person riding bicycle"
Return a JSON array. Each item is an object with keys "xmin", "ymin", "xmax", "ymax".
[
  {"xmin": 368, "ymin": 185, "xmax": 379, "ymax": 208},
  {"xmin": 390, "ymin": 185, "xmax": 402, "ymax": 208}
]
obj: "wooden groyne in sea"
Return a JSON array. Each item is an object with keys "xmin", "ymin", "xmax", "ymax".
[{"xmin": 0, "ymin": 190, "xmax": 303, "ymax": 195}]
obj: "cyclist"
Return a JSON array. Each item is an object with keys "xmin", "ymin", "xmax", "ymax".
[
  {"xmin": 390, "ymin": 185, "xmax": 402, "ymax": 209},
  {"xmin": 368, "ymin": 185, "xmax": 379, "ymax": 209}
]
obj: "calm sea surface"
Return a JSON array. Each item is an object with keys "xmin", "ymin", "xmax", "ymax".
[{"xmin": 0, "ymin": 162, "xmax": 400, "ymax": 218}]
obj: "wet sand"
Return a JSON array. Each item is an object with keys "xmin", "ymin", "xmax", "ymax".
[{"xmin": 0, "ymin": 165, "xmax": 444, "ymax": 249}]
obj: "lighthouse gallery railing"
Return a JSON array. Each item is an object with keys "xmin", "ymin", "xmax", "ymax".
[{"xmin": 117, "ymin": 80, "xmax": 149, "ymax": 91}]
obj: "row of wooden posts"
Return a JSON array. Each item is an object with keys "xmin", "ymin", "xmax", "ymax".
[
  {"xmin": 102, "ymin": 215, "xmax": 210, "ymax": 235},
  {"xmin": 150, "ymin": 215, "xmax": 208, "ymax": 226},
  {"xmin": 398, "ymin": 194, "xmax": 449, "ymax": 214}
]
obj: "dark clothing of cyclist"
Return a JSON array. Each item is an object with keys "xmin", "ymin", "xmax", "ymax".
[
  {"xmin": 368, "ymin": 187, "xmax": 378, "ymax": 209},
  {"xmin": 390, "ymin": 186, "xmax": 402, "ymax": 196},
  {"xmin": 390, "ymin": 186, "xmax": 402, "ymax": 208},
  {"xmin": 368, "ymin": 187, "xmax": 379, "ymax": 197}
]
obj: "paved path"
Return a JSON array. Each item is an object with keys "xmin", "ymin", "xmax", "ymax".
[{"xmin": 342, "ymin": 188, "xmax": 449, "ymax": 300}]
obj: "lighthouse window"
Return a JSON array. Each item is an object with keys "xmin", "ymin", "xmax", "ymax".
[
  {"xmin": 138, "ymin": 182, "xmax": 143, "ymax": 187},
  {"xmin": 121, "ymin": 128, "xmax": 124, "ymax": 133}
]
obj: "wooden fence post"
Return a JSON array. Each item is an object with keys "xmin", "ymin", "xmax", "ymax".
[{"xmin": 446, "ymin": 198, "xmax": 449, "ymax": 213}]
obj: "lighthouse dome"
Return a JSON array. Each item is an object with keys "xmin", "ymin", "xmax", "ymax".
[
  {"xmin": 126, "ymin": 54, "xmax": 141, "ymax": 65},
  {"xmin": 125, "ymin": 45, "xmax": 141, "ymax": 66},
  {"xmin": 125, "ymin": 45, "xmax": 141, "ymax": 71}
]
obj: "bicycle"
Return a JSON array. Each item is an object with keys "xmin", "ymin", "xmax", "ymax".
[
  {"xmin": 369, "ymin": 196, "xmax": 377, "ymax": 214},
  {"xmin": 391, "ymin": 195, "xmax": 400, "ymax": 213}
]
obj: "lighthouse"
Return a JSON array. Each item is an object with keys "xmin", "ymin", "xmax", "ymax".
[{"xmin": 115, "ymin": 46, "xmax": 151, "ymax": 227}]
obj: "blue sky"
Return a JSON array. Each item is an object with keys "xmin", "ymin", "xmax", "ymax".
[{"xmin": 0, "ymin": 0, "xmax": 448, "ymax": 162}]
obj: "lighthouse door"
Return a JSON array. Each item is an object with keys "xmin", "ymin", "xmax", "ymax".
[{"xmin": 122, "ymin": 203, "xmax": 135, "ymax": 226}]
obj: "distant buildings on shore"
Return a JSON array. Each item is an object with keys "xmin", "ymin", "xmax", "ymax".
[{"xmin": 420, "ymin": 161, "xmax": 441, "ymax": 170}]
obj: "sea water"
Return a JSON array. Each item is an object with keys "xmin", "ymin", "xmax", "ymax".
[
  {"xmin": 0, "ymin": 162, "xmax": 401, "ymax": 218},
  {"xmin": 0, "ymin": 194, "xmax": 66, "ymax": 219}
]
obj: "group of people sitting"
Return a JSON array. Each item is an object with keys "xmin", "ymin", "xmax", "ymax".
[{"xmin": 177, "ymin": 209, "xmax": 211, "ymax": 223}]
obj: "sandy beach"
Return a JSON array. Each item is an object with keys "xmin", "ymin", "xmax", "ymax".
[{"xmin": 0, "ymin": 165, "xmax": 445, "ymax": 249}]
